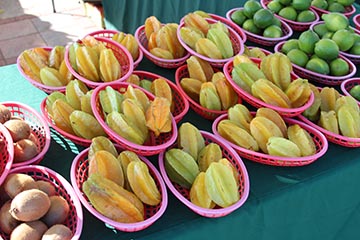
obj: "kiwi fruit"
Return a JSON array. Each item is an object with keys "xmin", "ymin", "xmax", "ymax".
[
  {"xmin": 36, "ymin": 180, "xmax": 56, "ymax": 196},
  {"xmin": 10, "ymin": 220, "xmax": 48, "ymax": 240},
  {"xmin": 41, "ymin": 224, "xmax": 73, "ymax": 240},
  {"xmin": 41, "ymin": 195, "xmax": 70, "ymax": 227},
  {"xmin": 0, "ymin": 200, "xmax": 20, "ymax": 234},
  {"xmin": 13, "ymin": 138, "xmax": 39, "ymax": 163},
  {"xmin": 3, "ymin": 173, "xmax": 38, "ymax": 199},
  {"xmin": 4, "ymin": 119, "xmax": 31, "ymax": 142},
  {"xmin": 0, "ymin": 103, "xmax": 11, "ymax": 124},
  {"xmin": 10, "ymin": 189, "xmax": 51, "ymax": 222}
]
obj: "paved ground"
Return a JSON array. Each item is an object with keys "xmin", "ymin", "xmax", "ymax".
[{"xmin": 0, "ymin": 0, "xmax": 103, "ymax": 66}]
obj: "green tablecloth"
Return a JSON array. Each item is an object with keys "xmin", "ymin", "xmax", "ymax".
[{"xmin": 2, "ymin": 1, "xmax": 360, "ymax": 239}]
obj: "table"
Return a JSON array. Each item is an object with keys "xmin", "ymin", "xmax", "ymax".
[{"xmin": 2, "ymin": 2, "xmax": 360, "ymax": 240}]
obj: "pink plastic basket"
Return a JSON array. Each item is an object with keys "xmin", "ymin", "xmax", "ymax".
[
  {"xmin": 298, "ymin": 86, "xmax": 360, "ymax": 147},
  {"xmin": 39, "ymin": 97, "xmax": 92, "ymax": 147},
  {"xmin": 134, "ymin": 25, "xmax": 191, "ymax": 68},
  {"xmin": 223, "ymin": 59, "xmax": 314, "ymax": 118},
  {"xmin": 298, "ymin": 114, "xmax": 360, "ymax": 147},
  {"xmin": 310, "ymin": 4, "xmax": 356, "ymax": 18},
  {"xmin": 226, "ymin": 7, "xmax": 293, "ymax": 46},
  {"xmin": 354, "ymin": 14, "xmax": 360, "ymax": 30},
  {"xmin": 340, "ymin": 78, "xmax": 360, "ymax": 106},
  {"xmin": 213, "ymin": 113, "xmax": 328, "ymax": 166},
  {"xmin": 0, "ymin": 124, "xmax": 13, "ymax": 186},
  {"xmin": 208, "ymin": 13, "xmax": 248, "ymax": 43},
  {"xmin": 129, "ymin": 70, "xmax": 189, "ymax": 123},
  {"xmin": 175, "ymin": 64, "xmax": 242, "ymax": 120},
  {"xmin": 64, "ymin": 36, "xmax": 134, "ymax": 89},
  {"xmin": 261, "ymin": 0, "xmax": 320, "ymax": 31},
  {"xmin": 90, "ymin": 82, "xmax": 178, "ymax": 156},
  {"xmin": 70, "ymin": 146, "xmax": 168, "ymax": 232},
  {"xmin": 1, "ymin": 101, "xmax": 50, "ymax": 167},
  {"xmin": 16, "ymin": 47, "xmax": 67, "ymax": 94},
  {"xmin": 177, "ymin": 17, "xmax": 245, "ymax": 68},
  {"xmin": 309, "ymin": 21, "xmax": 360, "ymax": 64},
  {"xmin": 85, "ymin": 29, "xmax": 143, "ymax": 69},
  {"xmin": 158, "ymin": 130, "xmax": 250, "ymax": 217},
  {"xmin": 274, "ymin": 41, "xmax": 357, "ymax": 85},
  {"xmin": 0, "ymin": 165, "xmax": 83, "ymax": 240}
]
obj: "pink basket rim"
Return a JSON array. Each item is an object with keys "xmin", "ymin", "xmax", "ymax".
[
  {"xmin": 212, "ymin": 113, "xmax": 329, "ymax": 163},
  {"xmin": 177, "ymin": 17, "xmax": 245, "ymax": 64},
  {"xmin": 134, "ymin": 25, "xmax": 191, "ymax": 64},
  {"xmin": 64, "ymin": 37, "xmax": 134, "ymax": 88},
  {"xmin": 309, "ymin": 21, "xmax": 360, "ymax": 61},
  {"xmin": 16, "ymin": 46, "xmax": 67, "ymax": 93},
  {"xmin": 2, "ymin": 101, "xmax": 51, "ymax": 167},
  {"xmin": 158, "ymin": 130, "xmax": 250, "ymax": 217},
  {"xmin": 226, "ymin": 8, "xmax": 293, "ymax": 42},
  {"xmin": 90, "ymin": 82, "xmax": 178, "ymax": 152},
  {"xmin": 131, "ymin": 70, "xmax": 190, "ymax": 121},
  {"xmin": 310, "ymin": 4, "xmax": 356, "ymax": 17},
  {"xmin": 0, "ymin": 123, "xmax": 14, "ymax": 186},
  {"xmin": 39, "ymin": 98, "xmax": 92, "ymax": 146},
  {"xmin": 340, "ymin": 77, "xmax": 360, "ymax": 105},
  {"xmin": 84, "ymin": 29, "xmax": 144, "ymax": 68},
  {"xmin": 354, "ymin": 13, "xmax": 360, "ymax": 27},
  {"xmin": 298, "ymin": 114, "xmax": 360, "ymax": 145},
  {"xmin": 174, "ymin": 65, "xmax": 231, "ymax": 116},
  {"xmin": 70, "ymin": 147, "xmax": 168, "ymax": 231},
  {"xmin": 260, "ymin": 0, "xmax": 320, "ymax": 27},
  {"xmin": 223, "ymin": 60, "xmax": 315, "ymax": 114},
  {"xmin": 10, "ymin": 164, "xmax": 84, "ymax": 239},
  {"xmin": 274, "ymin": 41, "xmax": 357, "ymax": 81}
]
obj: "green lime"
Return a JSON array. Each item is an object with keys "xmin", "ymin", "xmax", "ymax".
[
  {"xmin": 272, "ymin": 17, "xmax": 282, "ymax": 27},
  {"xmin": 322, "ymin": 12, "xmax": 349, "ymax": 32},
  {"xmin": 287, "ymin": 49, "xmax": 309, "ymax": 67},
  {"xmin": 349, "ymin": 85, "xmax": 360, "ymax": 101},
  {"xmin": 311, "ymin": 0, "xmax": 328, "ymax": 10},
  {"xmin": 314, "ymin": 38, "xmax": 339, "ymax": 61},
  {"xmin": 263, "ymin": 25, "xmax": 283, "ymax": 38},
  {"xmin": 298, "ymin": 29, "xmax": 320, "ymax": 55},
  {"xmin": 332, "ymin": 29, "xmax": 355, "ymax": 51},
  {"xmin": 349, "ymin": 42, "xmax": 360, "ymax": 55},
  {"xmin": 243, "ymin": 0, "xmax": 262, "ymax": 18},
  {"xmin": 313, "ymin": 23, "xmax": 329, "ymax": 38},
  {"xmin": 322, "ymin": 32, "xmax": 334, "ymax": 39},
  {"xmin": 231, "ymin": 9, "xmax": 247, "ymax": 26},
  {"xmin": 328, "ymin": 2, "xmax": 346, "ymax": 12},
  {"xmin": 336, "ymin": 0, "xmax": 354, "ymax": 7},
  {"xmin": 310, "ymin": 54, "xmax": 320, "ymax": 59},
  {"xmin": 329, "ymin": 58, "xmax": 349, "ymax": 76},
  {"xmin": 278, "ymin": 6, "xmax": 298, "ymax": 21},
  {"xmin": 353, "ymin": 34, "xmax": 360, "ymax": 44},
  {"xmin": 253, "ymin": 8, "xmax": 275, "ymax": 29},
  {"xmin": 297, "ymin": 10, "xmax": 316, "ymax": 22},
  {"xmin": 279, "ymin": 0, "xmax": 292, "ymax": 5},
  {"xmin": 292, "ymin": 0, "xmax": 312, "ymax": 11},
  {"xmin": 267, "ymin": 0, "xmax": 283, "ymax": 13},
  {"xmin": 305, "ymin": 58, "xmax": 330, "ymax": 74},
  {"xmin": 281, "ymin": 39, "xmax": 299, "ymax": 54},
  {"xmin": 242, "ymin": 19, "xmax": 261, "ymax": 34}
]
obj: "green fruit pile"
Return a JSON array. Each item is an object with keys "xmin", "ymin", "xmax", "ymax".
[
  {"xmin": 230, "ymin": 0, "xmax": 283, "ymax": 38},
  {"xmin": 312, "ymin": 12, "xmax": 360, "ymax": 55},
  {"xmin": 280, "ymin": 15, "xmax": 351, "ymax": 77},
  {"xmin": 311, "ymin": 0, "xmax": 354, "ymax": 13},
  {"xmin": 267, "ymin": 0, "xmax": 316, "ymax": 23}
]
